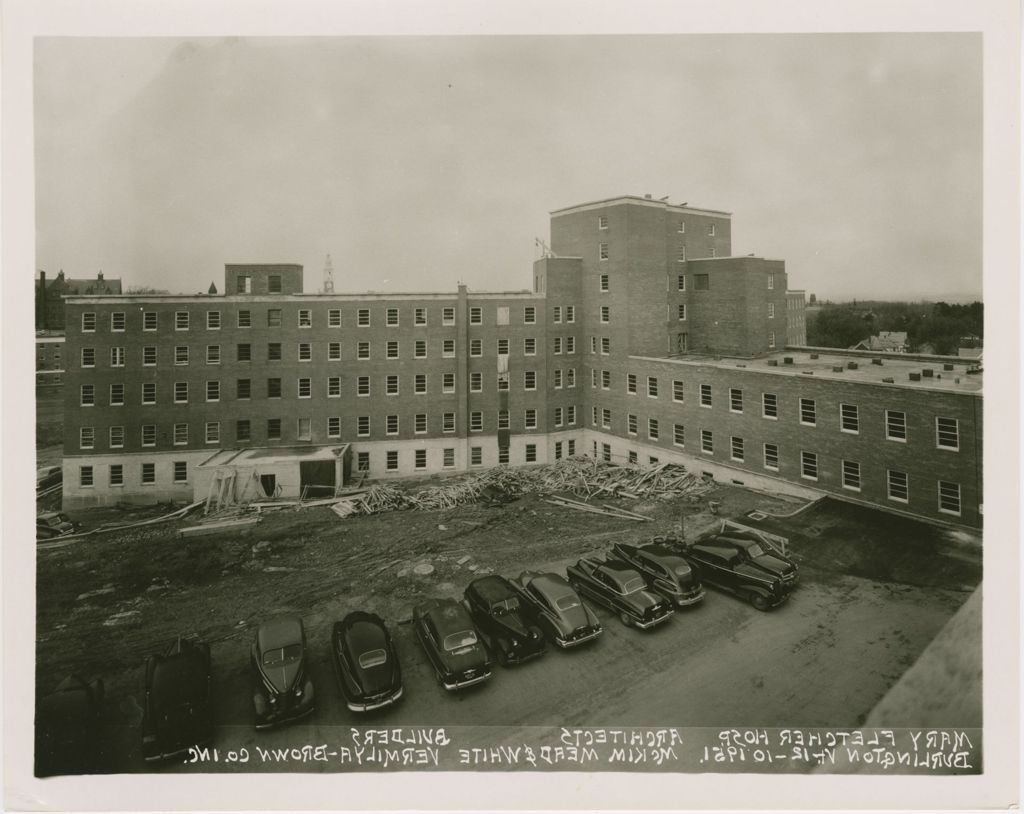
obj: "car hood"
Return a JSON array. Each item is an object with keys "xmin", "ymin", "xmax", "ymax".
[
  {"xmin": 752, "ymin": 554, "xmax": 795, "ymax": 576},
  {"xmin": 734, "ymin": 562, "xmax": 779, "ymax": 584},
  {"xmin": 491, "ymin": 612, "xmax": 533, "ymax": 640},
  {"xmin": 260, "ymin": 660, "xmax": 302, "ymax": 695}
]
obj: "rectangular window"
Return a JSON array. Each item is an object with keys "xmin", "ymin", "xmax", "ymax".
[
  {"xmin": 173, "ymin": 462, "xmax": 188, "ymax": 483},
  {"xmin": 521, "ymin": 443, "xmax": 535, "ymax": 463},
  {"xmin": 298, "ymin": 343, "xmax": 312, "ymax": 361},
  {"xmin": 297, "ymin": 378, "xmax": 312, "ymax": 398},
  {"xmin": 237, "ymin": 343, "xmax": 252, "ymax": 362},
  {"xmin": 296, "ymin": 418, "xmax": 311, "ymax": 441},
  {"xmin": 108, "ymin": 464, "xmax": 123, "ymax": 486},
  {"xmin": 497, "ymin": 338, "xmax": 510, "ymax": 356},
  {"xmin": 141, "ymin": 425, "xmax": 156, "ymax": 447},
  {"xmin": 237, "ymin": 378, "xmax": 251, "ymax": 399},
  {"xmin": 206, "ymin": 345, "xmax": 221, "ymax": 365},
  {"xmin": 499, "ymin": 447, "xmax": 510, "ymax": 465},
  {"xmin": 648, "ymin": 418, "xmax": 659, "ymax": 440},
  {"xmin": 842, "ymin": 460, "xmax": 861, "ymax": 491},
  {"xmin": 442, "ymin": 339, "xmax": 455, "ymax": 358},
  {"xmin": 442, "ymin": 307, "xmax": 455, "ymax": 325},
  {"xmin": 358, "ymin": 308, "xmax": 370, "ymax": 327},
  {"xmin": 768, "ymin": 273, "xmax": 775, "ymax": 290},
  {"xmin": 328, "ymin": 376, "xmax": 341, "ymax": 397},
  {"xmin": 267, "ymin": 378, "xmax": 281, "ymax": 398},
  {"xmin": 888, "ymin": 469, "xmax": 909, "ymax": 502},
  {"xmin": 143, "ymin": 311, "xmax": 157, "ymax": 331},
  {"xmin": 677, "ymin": 246, "xmax": 687, "ymax": 263},
  {"xmin": 80, "ymin": 384, "xmax": 95, "ymax": 406},
  {"xmin": 442, "ymin": 373, "xmax": 455, "ymax": 393},
  {"xmin": 443, "ymin": 448, "xmax": 455, "ymax": 468},
  {"xmin": 673, "ymin": 424, "xmax": 685, "ymax": 447},
  {"xmin": 357, "ymin": 376, "xmax": 370, "ymax": 396},
  {"xmin": 601, "ymin": 337, "xmax": 610, "ymax": 354},
  {"xmin": 591, "ymin": 369, "xmax": 598, "ymax": 389},
  {"xmin": 496, "ymin": 306, "xmax": 511, "ymax": 326},
  {"xmin": 524, "ymin": 370, "xmax": 537, "ymax": 390},
  {"xmin": 328, "ymin": 309, "xmax": 341, "ymax": 327},
  {"xmin": 357, "ymin": 341, "xmax": 370, "ymax": 360},
  {"xmin": 82, "ymin": 312, "xmax": 96, "ymax": 332},
  {"xmin": 731, "ymin": 436, "xmax": 744, "ymax": 462},
  {"xmin": 936, "ymin": 417, "xmax": 959, "ymax": 450},
  {"xmin": 298, "ymin": 309, "xmax": 312, "ymax": 328},
  {"xmin": 412, "ymin": 449, "xmax": 426, "ymax": 470},
  {"xmin": 267, "ymin": 418, "xmax": 282, "ymax": 441},
  {"xmin": 599, "ymin": 242, "xmax": 609, "ymax": 260},
  {"xmin": 730, "ymin": 388, "xmax": 743, "ymax": 413},
  {"xmin": 470, "ymin": 339, "xmax": 482, "ymax": 357},
  {"xmin": 206, "ymin": 380, "xmax": 220, "ymax": 402},
  {"xmin": 841, "ymin": 404, "xmax": 859, "ymax": 434},
  {"xmin": 357, "ymin": 416, "xmax": 370, "ymax": 437},
  {"xmin": 700, "ymin": 383, "xmax": 712, "ymax": 407},
  {"xmin": 267, "ymin": 342, "xmax": 282, "ymax": 361},
  {"xmin": 142, "ymin": 382, "xmax": 156, "ymax": 404},
  {"xmin": 205, "ymin": 422, "xmax": 220, "ymax": 444},
  {"xmin": 627, "ymin": 374, "xmax": 637, "ymax": 394},
  {"xmin": 206, "ymin": 310, "xmax": 221, "ymax": 330},
  {"xmin": 554, "ymin": 407, "xmax": 564, "ymax": 427},
  {"xmin": 471, "ymin": 447, "xmax": 483, "ymax": 466},
  {"xmin": 566, "ymin": 336, "xmax": 576, "ymax": 355},
  {"xmin": 386, "ymin": 307, "xmax": 399, "ymax": 326},
  {"xmin": 414, "ymin": 307, "xmax": 427, "ymax": 326},
  {"xmin": 886, "ymin": 410, "xmax": 907, "ymax": 441},
  {"xmin": 386, "ymin": 374, "xmax": 400, "ymax": 396},
  {"xmin": 524, "ymin": 306, "xmax": 536, "ymax": 324},
  {"xmin": 109, "ymin": 384, "xmax": 124, "ymax": 406},
  {"xmin": 328, "ymin": 342, "xmax": 341, "ymax": 361},
  {"xmin": 647, "ymin": 377, "xmax": 658, "ymax": 398},
  {"xmin": 267, "ymin": 275, "xmax": 282, "ymax": 293},
  {"xmin": 110, "ymin": 347, "xmax": 125, "ymax": 367},
  {"xmin": 267, "ymin": 309, "xmax": 282, "ymax": 328},
  {"xmin": 567, "ymin": 406, "xmax": 576, "ymax": 425},
  {"xmin": 470, "ymin": 372, "xmax": 482, "ymax": 392},
  {"xmin": 601, "ymin": 370, "xmax": 611, "ymax": 390},
  {"xmin": 386, "ymin": 415, "xmax": 399, "ymax": 435},
  {"xmin": 442, "ymin": 412, "xmax": 455, "ymax": 433},
  {"xmin": 694, "ymin": 274, "xmax": 710, "ymax": 291},
  {"xmin": 763, "ymin": 443, "xmax": 779, "ymax": 471},
  {"xmin": 470, "ymin": 411, "xmax": 483, "ymax": 432},
  {"xmin": 104, "ymin": 311, "xmax": 124, "ymax": 332},
  {"xmin": 554, "ymin": 369, "xmax": 563, "ymax": 389},
  {"xmin": 386, "ymin": 341, "xmax": 399, "ymax": 359},
  {"xmin": 677, "ymin": 275, "xmax": 686, "ymax": 291},
  {"xmin": 553, "ymin": 306, "xmax": 562, "ymax": 324},
  {"xmin": 938, "ymin": 481, "xmax": 961, "ymax": 515},
  {"xmin": 598, "ymin": 215, "xmax": 608, "ymax": 229},
  {"xmin": 327, "ymin": 416, "xmax": 341, "ymax": 438},
  {"xmin": 174, "ymin": 423, "xmax": 189, "ymax": 445},
  {"xmin": 677, "ymin": 304, "xmax": 687, "ymax": 321},
  {"xmin": 567, "ymin": 368, "xmax": 576, "ymax": 388},
  {"xmin": 81, "ymin": 347, "xmax": 95, "ymax": 367},
  {"xmin": 141, "ymin": 463, "xmax": 155, "ymax": 484},
  {"xmin": 414, "ymin": 373, "xmax": 427, "ymax": 394},
  {"xmin": 602, "ymin": 409, "xmax": 611, "ymax": 429},
  {"xmin": 801, "ymin": 451, "xmax": 818, "ymax": 481},
  {"xmin": 767, "ymin": 303, "xmax": 775, "ymax": 319},
  {"xmin": 175, "ymin": 311, "xmax": 189, "ymax": 330},
  {"xmin": 415, "ymin": 413, "xmax": 427, "ymax": 434},
  {"xmin": 523, "ymin": 337, "xmax": 536, "ymax": 356},
  {"xmin": 627, "ymin": 450, "xmax": 637, "ymax": 464},
  {"xmin": 672, "ymin": 380, "xmax": 684, "ymax": 402},
  {"xmin": 175, "ymin": 345, "xmax": 189, "ymax": 365},
  {"xmin": 413, "ymin": 339, "xmax": 427, "ymax": 359},
  {"xmin": 357, "ymin": 452, "xmax": 370, "ymax": 472},
  {"xmin": 768, "ymin": 331, "xmax": 777, "ymax": 349},
  {"xmin": 568, "ymin": 439, "xmax": 576, "ymax": 455},
  {"xmin": 800, "ymin": 398, "xmax": 817, "ymax": 426},
  {"xmin": 553, "ymin": 337, "xmax": 562, "ymax": 355},
  {"xmin": 701, "ymin": 429, "xmax": 713, "ymax": 454},
  {"xmin": 763, "ymin": 393, "xmax": 778, "ymax": 418},
  {"xmin": 600, "ymin": 306, "xmax": 610, "ymax": 323},
  {"xmin": 237, "ymin": 310, "xmax": 251, "ymax": 328},
  {"xmin": 600, "ymin": 274, "xmax": 609, "ymax": 292},
  {"xmin": 80, "ymin": 427, "xmax": 95, "ymax": 449},
  {"xmin": 470, "ymin": 306, "xmax": 482, "ymax": 324},
  {"xmin": 627, "ymin": 414, "xmax": 638, "ymax": 435}
]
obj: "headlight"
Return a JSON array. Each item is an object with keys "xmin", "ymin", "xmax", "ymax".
[
  {"xmin": 269, "ymin": 695, "xmax": 277, "ymax": 705},
  {"xmin": 295, "ymin": 687, "xmax": 303, "ymax": 698}
]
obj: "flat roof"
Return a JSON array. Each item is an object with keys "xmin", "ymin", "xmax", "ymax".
[
  {"xmin": 631, "ymin": 349, "xmax": 982, "ymax": 394},
  {"xmin": 551, "ymin": 195, "xmax": 732, "ymax": 218},
  {"xmin": 63, "ymin": 290, "xmax": 542, "ymax": 305}
]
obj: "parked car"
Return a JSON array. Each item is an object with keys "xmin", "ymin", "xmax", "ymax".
[
  {"xmin": 463, "ymin": 576, "xmax": 547, "ymax": 666},
  {"xmin": 509, "ymin": 571, "xmax": 603, "ymax": 648},
  {"xmin": 36, "ymin": 465, "xmax": 63, "ymax": 492},
  {"xmin": 36, "ymin": 511, "xmax": 79, "ymax": 540},
  {"xmin": 702, "ymin": 530, "xmax": 800, "ymax": 587},
  {"xmin": 141, "ymin": 636, "xmax": 213, "ymax": 761},
  {"xmin": 565, "ymin": 558, "xmax": 674, "ymax": 629},
  {"xmin": 250, "ymin": 617, "xmax": 315, "ymax": 729},
  {"xmin": 35, "ymin": 675, "xmax": 104, "ymax": 776},
  {"xmin": 330, "ymin": 612, "xmax": 403, "ymax": 712},
  {"xmin": 611, "ymin": 542, "xmax": 705, "ymax": 608},
  {"xmin": 676, "ymin": 539, "xmax": 793, "ymax": 611},
  {"xmin": 413, "ymin": 598, "xmax": 492, "ymax": 691}
]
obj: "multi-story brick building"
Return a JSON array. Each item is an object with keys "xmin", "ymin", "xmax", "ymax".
[
  {"xmin": 59, "ymin": 195, "xmax": 982, "ymax": 529},
  {"xmin": 36, "ymin": 270, "xmax": 122, "ymax": 330}
]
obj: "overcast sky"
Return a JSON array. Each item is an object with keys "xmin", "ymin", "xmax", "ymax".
[{"xmin": 34, "ymin": 34, "xmax": 981, "ymax": 301}]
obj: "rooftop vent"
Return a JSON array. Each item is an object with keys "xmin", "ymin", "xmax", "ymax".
[
  {"xmin": 847, "ymin": 361, "xmax": 859, "ymax": 370},
  {"xmin": 809, "ymin": 353, "xmax": 819, "ymax": 360},
  {"xmin": 882, "ymin": 377, "xmax": 895, "ymax": 383},
  {"xmin": 909, "ymin": 372, "xmax": 922, "ymax": 381},
  {"xmin": 644, "ymin": 194, "xmax": 652, "ymax": 199},
  {"xmin": 832, "ymin": 366, "xmax": 844, "ymax": 372},
  {"xmin": 767, "ymin": 360, "xmax": 779, "ymax": 367},
  {"xmin": 871, "ymin": 358, "xmax": 884, "ymax": 366},
  {"xmin": 783, "ymin": 357, "xmax": 794, "ymax": 365},
  {"xmin": 943, "ymin": 363, "xmax": 955, "ymax": 371},
  {"xmin": 802, "ymin": 370, "xmax": 814, "ymax": 375},
  {"xmin": 922, "ymin": 369, "xmax": 934, "ymax": 378}
]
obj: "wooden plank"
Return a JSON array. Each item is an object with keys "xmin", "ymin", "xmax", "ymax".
[{"xmin": 179, "ymin": 517, "xmax": 260, "ymax": 538}]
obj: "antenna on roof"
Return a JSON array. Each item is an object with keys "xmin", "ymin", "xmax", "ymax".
[
  {"xmin": 659, "ymin": 196, "xmax": 670, "ymax": 201},
  {"xmin": 322, "ymin": 254, "xmax": 334, "ymax": 294},
  {"xmin": 535, "ymin": 238, "xmax": 556, "ymax": 259}
]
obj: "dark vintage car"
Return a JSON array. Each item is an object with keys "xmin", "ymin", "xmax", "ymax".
[
  {"xmin": 565, "ymin": 558, "xmax": 674, "ymax": 629},
  {"xmin": 509, "ymin": 571, "xmax": 602, "ymax": 649},
  {"xmin": 37, "ymin": 511, "xmax": 80, "ymax": 540},
  {"xmin": 704, "ymin": 530, "xmax": 800, "ymax": 588},
  {"xmin": 676, "ymin": 540, "xmax": 793, "ymax": 611},
  {"xmin": 36, "ymin": 465, "xmax": 63, "ymax": 492},
  {"xmin": 413, "ymin": 598, "xmax": 492, "ymax": 691},
  {"xmin": 330, "ymin": 612, "xmax": 403, "ymax": 712},
  {"xmin": 463, "ymin": 576, "xmax": 547, "ymax": 666},
  {"xmin": 142, "ymin": 636, "xmax": 213, "ymax": 761},
  {"xmin": 35, "ymin": 675, "xmax": 104, "ymax": 776},
  {"xmin": 611, "ymin": 542, "xmax": 705, "ymax": 608},
  {"xmin": 250, "ymin": 616, "xmax": 315, "ymax": 729}
]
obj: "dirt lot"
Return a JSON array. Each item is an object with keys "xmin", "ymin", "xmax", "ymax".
[{"xmin": 34, "ymin": 474, "xmax": 982, "ymax": 774}]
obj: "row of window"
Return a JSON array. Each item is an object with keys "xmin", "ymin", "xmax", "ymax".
[
  {"xmin": 79, "ymin": 304, "xmax": 550, "ymax": 333},
  {"xmin": 79, "ymin": 460, "xmax": 189, "ymax": 487},
  {"xmin": 597, "ymin": 242, "xmax": 718, "ymax": 262}
]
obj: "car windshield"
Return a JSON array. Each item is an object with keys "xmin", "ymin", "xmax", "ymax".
[
  {"xmin": 491, "ymin": 598, "xmax": 520, "ymax": 615},
  {"xmin": 262, "ymin": 644, "xmax": 302, "ymax": 666},
  {"xmin": 358, "ymin": 649, "xmax": 387, "ymax": 669},
  {"xmin": 443, "ymin": 630, "xmax": 478, "ymax": 651},
  {"xmin": 554, "ymin": 594, "xmax": 580, "ymax": 612},
  {"xmin": 621, "ymin": 577, "xmax": 646, "ymax": 594},
  {"xmin": 746, "ymin": 543, "xmax": 766, "ymax": 558}
]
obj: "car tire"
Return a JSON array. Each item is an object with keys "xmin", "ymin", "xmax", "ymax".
[
  {"xmin": 619, "ymin": 612, "xmax": 633, "ymax": 628},
  {"xmin": 750, "ymin": 593, "xmax": 770, "ymax": 612}
]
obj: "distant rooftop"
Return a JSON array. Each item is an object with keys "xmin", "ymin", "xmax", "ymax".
[{"xmin": 551, "ymin": 195, "xmax": 731, "ymax": 218}]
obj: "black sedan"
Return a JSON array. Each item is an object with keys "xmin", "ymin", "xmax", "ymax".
[
  {"xmin": 142, "ymin": 636, "xmax": 213, "ymax": 761},
  {"xmin": 678, "ymin": 541, "xmax": 792, "ymax": 611},
  {"xmin": 611, "ymin": 542, "xmax": 705, "ymax": 608},
  {"xmin": 705, "ymin": 530, "xmax": 799, "ymax": 587},
  {"xmin": 509, "ymin": 571, "xmax": 602, "ymax": 648},
  {"xmin": 330, "ymin": 612, "xmax": 403, "ymax": 712},
  {"xmin": 413, "ymin": 599, "xmax": 492, "ymax": 691},
  {"xmin": 35, "ymin": 675, "xmax": 104, "ymax": 776},
  {"xmin": 250, "ymin": 617, "xmax": 315, "ymax": 729},
  {"xmin": 565, "ymin": 558, "xmax": 674, "ymax": 629},
  {"xmin": 464, "ymin": 576, "xmax": 547, "ymax": 666}
]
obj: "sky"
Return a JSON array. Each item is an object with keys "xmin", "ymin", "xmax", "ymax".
[{"xmin": 34, "ymin": 34, "xmax": 982, "ymax": 301}]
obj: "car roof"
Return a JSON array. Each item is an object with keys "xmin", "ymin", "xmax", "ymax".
[
  {"xmin": 342, "ymin": 614, "xmax": 388, "ymax": 653},
  {"xmin": 468, "ymin": 575, "xmax": 516, "ymax": 604},
  {"xmin": 716, "ymin": 532, "xmax": 761, "ymax": 545},
  {"xmin": 528, "ymin": 573, "xmax": 573, "ymax": 599},
  {"xmin": 598, "ymin": 561, "xmax": 641, "ymax": 582},
  {"xmin": 257, "ymin": 616, "xmax": 303, "ymax": 651},
  {"xmin": 421, "ymin": 598, "xmax": 474, "ymax": 636},
  {"xmin": 694, "ymin": 543, "xmax": 740, "ymax": 560}
]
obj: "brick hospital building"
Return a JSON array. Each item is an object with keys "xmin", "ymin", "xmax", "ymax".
[{"xmin": 59, "ymin": 195, "xmax": 982, "ymax": 528}]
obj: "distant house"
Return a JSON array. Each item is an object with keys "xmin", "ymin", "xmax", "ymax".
[
  {"xmin": 36, "ymin": 270, "xmax": 123, "ymax": 330},
  {"xmin": 849, "ymin": 331, "xmax": 908, "ymax": 353}
]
